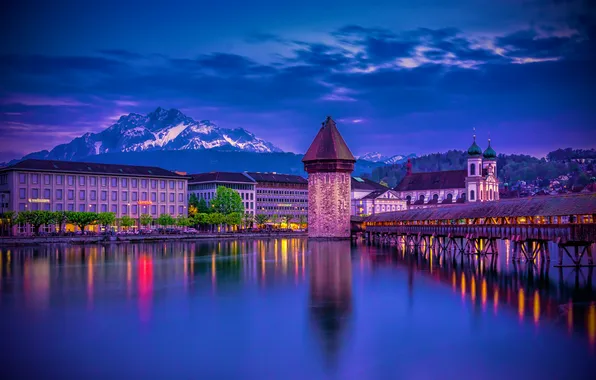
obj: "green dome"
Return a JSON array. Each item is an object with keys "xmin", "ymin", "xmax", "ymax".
[
  {"xmin": 483, "ymin": 139, "xmax": 497, "ymax": 160},
  {"xmin": 467, "ymin": 137, "xmax": 482, "ymax": 157}
]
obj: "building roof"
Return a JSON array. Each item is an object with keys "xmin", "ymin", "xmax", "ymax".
[
  {"xmin": 189, "ymin": 171, "xmax": 255, "ymax": 183},
  {"xmin": 361, "ymin": 189, "xmax": 400, "ymax": 200},
  {"xmin": 467, "ymin": 136, "xmax": 483, "ymax": 157},
  {"xmin": 351, "ymin": 177, "xmax": 387, "ymax": 191},
  {"xmin": 245, "ymin": 172, "xmax": 307, "ymax": 184},
  {"xmin": 366, "ymin": 193, "xmax": 596, "ymax": 222},
  {"xmin": 394, "ymin": 170, "xmax": 467, "ymax": 192},
  {"xmin": 0, "ymin": 159, "xmax": 187, "ymax": 179},
  {"xmin": 483, "ymin": 139, "xmax": 497, "ymax": 160},
  {"xmin": 302, "ymin": 116, "xmax": 356, "ymax": 162}
]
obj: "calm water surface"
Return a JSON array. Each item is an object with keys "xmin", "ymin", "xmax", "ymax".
[{"xmin": 1, "ymin": 239, "xmax": 595, "ymax": 379}]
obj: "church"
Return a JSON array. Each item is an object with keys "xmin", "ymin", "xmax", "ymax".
[{"xmin": 393, "ymin": 136, "xmax": 500, "ymax": 208}]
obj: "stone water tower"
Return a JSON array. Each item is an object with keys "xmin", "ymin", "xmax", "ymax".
[{"xmin": 302, "ymin": 116, "xmax": 355, "ymax": 239}]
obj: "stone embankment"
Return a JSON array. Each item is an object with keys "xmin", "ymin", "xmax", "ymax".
[{"xmin": 0, "ymin": 232, "xmax": 308, "ymax": 247}]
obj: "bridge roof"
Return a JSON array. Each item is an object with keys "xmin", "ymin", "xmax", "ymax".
[{"xmin": 365, "ymin": 193, "xmax": 596, "ymax": 222}]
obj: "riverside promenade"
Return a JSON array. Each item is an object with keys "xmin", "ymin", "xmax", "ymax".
[{"xmin": 0, "ymin": 231, "xmax": 308, "ymax": 247}]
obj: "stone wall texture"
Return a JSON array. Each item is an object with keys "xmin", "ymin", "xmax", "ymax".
[{"xmin": 308, "ymin": 172, "xmax": 351, "ymax": 238}]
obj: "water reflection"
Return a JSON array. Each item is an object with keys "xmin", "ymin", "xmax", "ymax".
[
  {"xmin": 309, "ymin": 241, "xmax": 352, "ymax": 367},
  {"xmin": 0, "ymin": 238, "xmax": 595, "ymax": 378}
]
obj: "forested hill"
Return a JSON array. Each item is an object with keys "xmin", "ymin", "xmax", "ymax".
[{"xmin": 365, "ymin": 149, "xmax": 594, "ymax": 189}]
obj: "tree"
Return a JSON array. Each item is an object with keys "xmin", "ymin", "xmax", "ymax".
[
  {"xmin": 207, "ymin": 212, "xmax": 225, "ymax": 232},
  {"xmin": 188, "ymin": 193, "xmax": 199, "ymax": 217},
  {"xmin": 66, "ymin": 212, "xmax": 98, "ymax": 232},
  {"xmin": 140, "ymin": 213, "xmax": 153, "ymax": 228},
  {"xmin": 176, "ymin": 215, "xmax": 192, "ymax": 228},
  {"xmin": 53, "ymin": 211, "xmax": 68, "ymax": 234},
  {"xmin": 225, "ymin": 212, "xmax": 242, "ymax": 229},
  {"xmin": 271, "ymin": 214, "xmax": 279, "ymax": 228},
  {"xmin": 282, "ymin": 215, "xmax": 294, "ymax": 229},
  {"xmin": 379, "ymin": 180, "xmax": 389, "ymax": 188},
  {"xmin": 0, "ymin": 211, "xmax": 16, "ymax": 236},
  {"xmin": 211, "ymin": 186, "xmax": 244, "ymax": 214},
  {"xmin": 298, "ymin": 214, "xmax": 307, "ymax": 230},
  {"xmin": 97, "ymin": 212, "xmax": 116, "ymax": 233},
  {"xmin": 120, "ymin": 215, "xmax": 136, "ymax": 230},
  {"xmin": 255, "ymin": 214, "xmax": 269, "ymax": 228},
  {"xmin": 197, "ymin": 197, "xmax": 210, "ymax": 213},
  {"xmin": 192, "ymin": 212, "xmax": 209, "ymax": 230},
  {"xmin": 157, "ymin": 213, "xmax": 175, "ymax": 227},
  {"xmin": 242, "ymin": 213, "xmax": 254, "ymax": 229},
  {"xmin": 16, "ymin": 210, "xmax": 56, "ymax": 235}
]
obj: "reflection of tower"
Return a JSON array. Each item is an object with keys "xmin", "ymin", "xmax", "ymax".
[{"xmin": 309, "ymin": 240, "xmax": 353, "ymax": 367}]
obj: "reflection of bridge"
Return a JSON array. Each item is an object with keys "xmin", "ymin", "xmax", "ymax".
[{"xmin": 357, "ymin": 194, "xmax": 596, "ymax": 266}]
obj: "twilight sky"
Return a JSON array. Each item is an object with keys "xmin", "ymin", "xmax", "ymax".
[{"xmin": 1, "ymin": 0, "xmax": 595, "ymax": 162}]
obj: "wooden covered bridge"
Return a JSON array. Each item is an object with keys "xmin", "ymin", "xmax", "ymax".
[{"xmin": 355, "ymin": 193, "xmax": 596, "ymax": 266}]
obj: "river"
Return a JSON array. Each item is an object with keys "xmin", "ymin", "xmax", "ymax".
[{"xmin": 0, "ymin": 239, "xmax": 594, "ymax": 379}]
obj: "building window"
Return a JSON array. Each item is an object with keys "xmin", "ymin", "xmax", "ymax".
[
  {"xmin": 122, "ymin": 191, "xmax": 128, "ymax": 201},
  {"xmin": 141, "ymin": 192, "xmax": 147, "ymax": 201},
  {"xmin": 19, "ymin": 174, "xmax": 26, "ymax": 184},
  {"xmin": 160, "ymin": 193, "xmax": 166, "ymax": 202},
  {"xmin": 101, "ymin": 204, "xmax": 108, "ymax": 213},
  {"xmin": 419, "ymin": 194, "xmax": 425, "ymax": 202},
  {"xmin": 68, "ymin": 176, "xmax": 74, "ymax": 186},
  {"xmin": 151, "ymin": 205, "xmax": 157, "ymax": 215},
  {"xmin": 433, "ymin": 194, "xmax": 439, "ymax": 201},
  {"xmin": 90, "ymin": 204, "xmax": 97, "ymax": 212},
  {"xmin": 32, "ymin": 188, "xmax": 39, "ymax": 198},
  {"xmin": 132, "ymin": 179, "xmax": 138, "ymax": 188},
  {"xmin": 79, "ymin": 190, "xmax": 85, "ymax": 200},
  {"xmin": 121, "ymin": 178, "xmax": 127, "ymax": 187},
  {"xmin": 169, "ymin": 206, "xmax": 175, "ymax": 215},
  {"xmin": 19, "ymin": 203, "xmax": 26, "ymax": 211},
  {"xmin": 178, "ymin": 206, "xmax": 183, "ymax": 215},
  {"xmin": 19, "ymin": 188, "xmax": 26, "ymax": 199},
  {"xmin": 101, "ymin": 177, "xmax": 107, "ymax": 187},
  {"xmin": 90, "ymin": 177, "xmax": 97, "ymax": 186},
  {"xmin": 79, "ymin": 176, "xmax": 85, "ymax": 186},
  {"xmin": 132, "ymin": 192, "xmax": 138, "ymax": 201},
  {"xmin": 470, "ymin": 163, "xmax": 476, "ymax": 176},
  {"xmin": 470, "ymin": 190, "xmax": 475, "ymax": 200},
  {"xmin": 111, "ymin": 205, "xmax": 117, "ymax": 213},
  {"xmin": 169, "ymin": 180, "xmax": 175, "ymax": 189},
  {"xmin": 151, "ymin": 192, "xmax": 157, "ymax": 202},
  {"xmin": 178, "ymin": 193, "xmax": 183, "ymax": 202},
  {"xmin": 31, "ymin": 174, "xmax": 39, "ymax": 184},
  {"xmin": 446, "ymin": 194, "xmax": 453, "ymax": 202},
  {"xmin": 132, "ymin": 205, "xmax": 138, "ymax": 214},
  {"xmin": 151, "ymin": 180, "xmax": 157, "ymax": 189},
  {"xmin": 56, "ymin": 175, "xmax": 63, "ymax": 185},
  {"xmin": 68, "ymin": 204, "xmax": 75, "ymax": 211},
  {"xmin": 44, "ymin": 175, "xmax": 51, "ymax": 185},
  {"xmin": 101, "ymin": 191, "xmax": 107, "ymax": 201},
  {"xmin": 56, "ymin": 203, "xmax": 63, "ymax": 211},
  {"xmin": 169, "ymin": 193, "xmax": 174, "ymax": 202},
  {"xmin": 112, "ymin": 191, "xmax": 117, "ymax": 201},
  {"xmin": 111, "ymin": 178, "xmax": 118, "ymax": 187},
  {"xmin": 44, "ymin": 189, "xmax": 51, "ymax": 199},
  {"xmin": 122, "ymin": 204, "xmax": 128, "ymax": 214},
  {"xmin": 489, "ymin": 189, "xmax": 493, "ymax": 200},
  {"xmin": 90, "ymin": 190, "xmax": 97, "ymax": 200},
  {"xmin": 178, "ymin": 181, "xmax": 184, "ymax": 190},
  {"xmin": 160, "ymin": 205, "xmax": 166, "ymax": 214},
  {"xmin": 56, "ymin": 189, "xmax": 63, "ymax": 200},
  {"xmin": 43, "ymin": 203, "xmax": 50, "ymax": 211},
  {"xmin": 79, "ymin": 204, "xmax": 85, "ymax": 212},
  {"xmin": 141, "ymin": 179, "xmax": 148, "ymax": 188},
  {"xmin": 160, "ymin": 180, "xmax": 166, "ymax": 189}
]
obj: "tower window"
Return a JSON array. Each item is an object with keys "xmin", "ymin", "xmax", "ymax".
[
  {"xmin": 470, "ymin": 163, "xmax": 476, "ymax": 176},
  {"xmin": 470, "ymin": 190, "xmax": 475, "ymax": 200}
]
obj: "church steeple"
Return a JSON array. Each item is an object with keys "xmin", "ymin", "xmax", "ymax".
[
  {"xmin": 483, "ymin": 138, "xmax": 497, "ymax": 160},
  {"xmin": 467, "ymin": 132, "xmax": 483, "ymax": 157}
]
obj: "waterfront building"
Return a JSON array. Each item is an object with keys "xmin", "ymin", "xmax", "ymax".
[
  {"xmin": 393, "ymin": 135, "xmax": 499, "ymax": 207},
  {"xmin": 245, "ymin": 172, "xmax": 308, "ymax": 223},
  {"xmin": 303, "ymin": 116, "xmax": 355, "ymax": 238},
  {"xmin": 351, "ymin": 177, "xmax": 407, "ymax": 216},
  {"xmin": 0, "ymin": 159, "xmax": 189, "ymax": 232},
  {"xmin": 187, "ymin": 172, "xmax": 256, "ymax": 215}
]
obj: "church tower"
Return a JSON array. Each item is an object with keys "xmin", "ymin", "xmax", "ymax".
[
  {"xmin": 465, "ymin": 134, "xmax": 483, "ymax": 202},
  {"xmin": 482, "ymin": 139, "xmax": 499, "ymax": 201},
  {"xmin": 303, "ymin": 116, "xmax": 356, "ymax": 239}
]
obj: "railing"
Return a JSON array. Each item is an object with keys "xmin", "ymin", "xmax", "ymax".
[{"xmin": 364, "ymin": 224, "xmax": 596, "ymax": 243}]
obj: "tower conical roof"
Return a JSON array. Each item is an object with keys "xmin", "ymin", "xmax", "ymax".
[
  {"xmin": 302, "ymin": 116, "xmax": 356, "ymax": 162},
  {"xmin": 467, "ymin": 135, "xmax": 482, "ymax": 157}
]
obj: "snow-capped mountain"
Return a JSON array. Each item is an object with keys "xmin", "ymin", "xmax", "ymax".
[
  {"xmin": 358, "ymin": 152, "xmax": 416, "ymax": 165},
  {"xmin": 16, "ymin": 107, "xmax": 283, "ymax": 162}
]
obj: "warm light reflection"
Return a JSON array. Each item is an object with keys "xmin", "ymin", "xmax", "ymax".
[
  {"xmin": 452, "ymin": 272, "xmax": 456, "ymax": 291},
  {"xmin": 518, "ymin": 289, "xmax": 525, "ymax": 321},
  {"xmin": 471, "ymin": 276, "xmax": 476, "ymax": 303},
  {"xmin": 588, "ymin": 302, "xmax": 595, "ymax": 346},
  {"xmin": 87, "ymin": 254, "xmax": 94, "ymax": 308},
  {"xmin": 493, "ymin": 289, "xmax": 499, "ymax": 315},
  {"xmin": 138, "ymin": 255, "xmax": 153, "ymax": 322},
  {"xmin": 568, "ymin": 300, "xmax": 574, "ymax": 334},
  {"xmin": 481, "ymin": 279, "xmax": 487, "ymax": 310},
  {"xmin": 127, "ymin": 258, "xmax": 132, "ymax": 299},
  {"xmin": 211, "ymin": 253, "xmax": 217, "ymax": 288},
  {"xmin": 461, "ymin": 273, "xmax": 466, "ymax": 300},
  {"xmin": 533, "ymin": 290, "xmax": 540, "ymax": 325}
]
